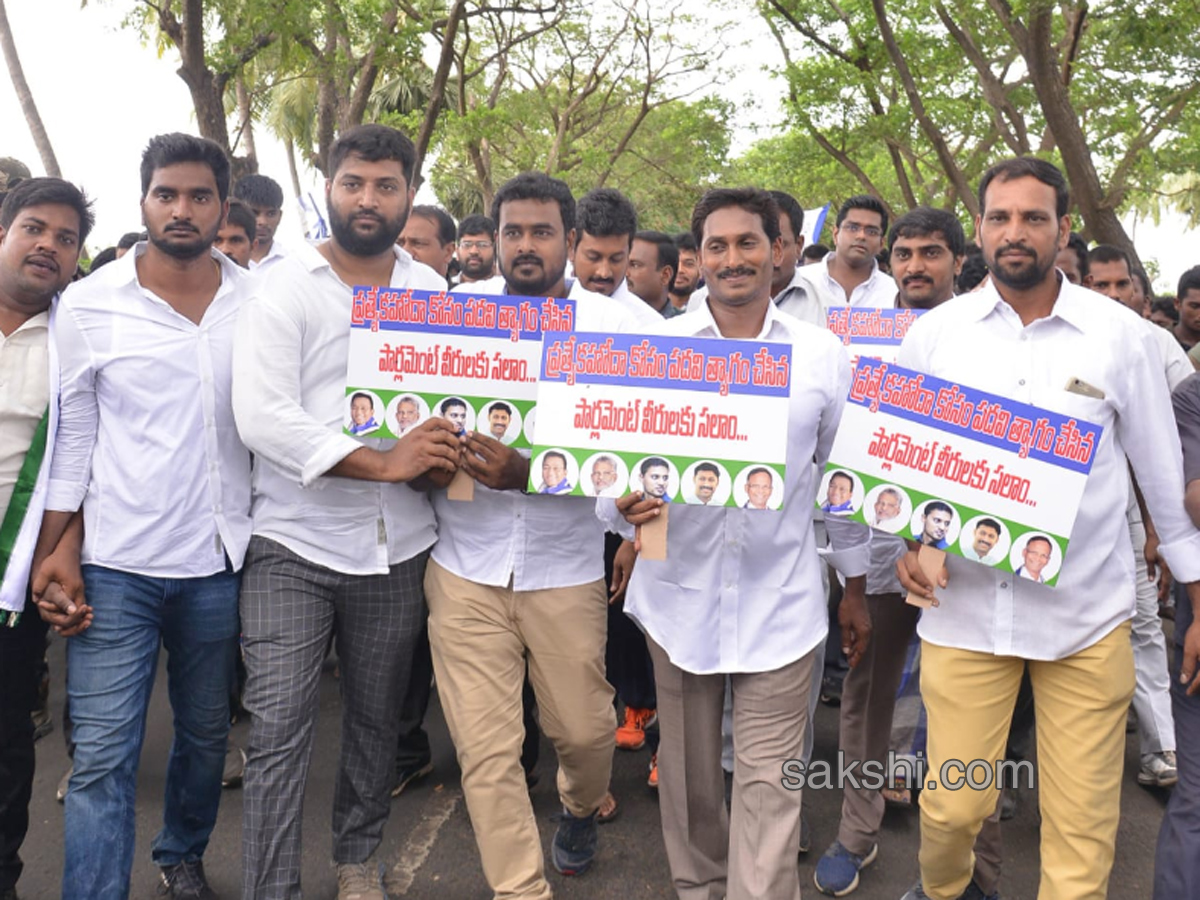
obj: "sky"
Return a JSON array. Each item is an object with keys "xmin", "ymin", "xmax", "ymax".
[{"xmin": 1, "ymin": 0, "xmax": 1195, "ymax": 293}]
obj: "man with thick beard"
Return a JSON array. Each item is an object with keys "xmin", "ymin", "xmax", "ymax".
[{"xmin": 232, "ymin": 124, "xmax": 460, "ymax": 900}]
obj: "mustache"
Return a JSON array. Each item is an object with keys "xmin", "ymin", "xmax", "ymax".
[
  {"xmin": 902, "ymin": 275, "xmax": 932, "ymax": 285},
  {"xmin": 513, "ymin": 254, "xmax": 542, "ymax": 267},
  {"xmin": 996, "ymin": 243, "xmax": 1034, "ymax": 257},
  {"xmin": 26, "ymin": 253, "xmax": 59, "ymax": 271},
  {"xmin": 717, "ymin": 266, "xmax": 755, "ymax": 279},
  {"xmin": 165, "ymin": 223, "xmax": 198, "ymax": 234}
]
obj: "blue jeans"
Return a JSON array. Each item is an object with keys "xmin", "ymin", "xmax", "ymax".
[{"xmin": 62, "ymin": 565, "xmax": 240, "ymax": 900}]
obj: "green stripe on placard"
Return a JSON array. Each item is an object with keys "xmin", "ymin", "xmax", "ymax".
[
  {"xmin": 528, "ymin": 447, "xmax": 786, "ymax": 508},
  {"xmin": 820, "ymin": 463, "xmax": 1070, "ymax": 586},
  {"xmin": 345, "ymin": 386, "xmax": 535, "ymax": 449}
]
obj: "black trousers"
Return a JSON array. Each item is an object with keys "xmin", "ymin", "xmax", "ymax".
[{"xmin": 0, "ymin": 594, "xmax": 49, "ymax": 892}]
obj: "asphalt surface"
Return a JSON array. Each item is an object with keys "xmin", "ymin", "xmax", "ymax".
[{"xmin": 19, "ymin": 623, "xmax": 1175, "ymax": 900}]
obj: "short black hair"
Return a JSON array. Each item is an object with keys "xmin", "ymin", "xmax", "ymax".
[
  {"xmin": 328, "ymin": 124, "xmax": 416, "ymax": 185},
  {"xmin": 635, "ymin": 230, "xmax": 679, "ymax": 283},
  {"xmin": 1179, "ymin": 266, "xmax": 1200, "ymax": 300},
  {"xmin": 224, "ymin": 200, "xmax": 256, "ymax": 241},
  {"xmin": 978, "ymin": 156, "xmax": 1069, "ymax": 218},
  {"xmin": 888, "ymin": 207, "xmax": 966, "ymax": 259},
  {"xmin": 350, "ymin": 392, "xmax": 374, "ymax": 409},
  {"xmin": 544, "ymin": 451, "xmax": 567, "ymax": 467},
  {"xmin": 412, "ymin": 205, "xmax": 457, "ymax": 246},
  {"xmin": 1063, "ymin": 232, "xmax": 1089, "ymax": 279},
  {"xmin": 117, "ymin": 231, "xmax": 142, "ymax": 250},
  {"xmin": 768, "ymin": 190, "xmax": 804, "ymax": 238},
  {"xmin": 1131, "ymin": 267, "xmax": 1152, "ymax": 298},
  {"xmin": 976, "ymin": 517, "xmax": 1002, "ymax": 534},
  {"xmin": 1025, "ymin": 534, "xmax": 1052, "ymax": 553},
  {"xmin": 695, "ymin": 462, "xmax": 720, "ymax": 478},
  {"xmin": 641, "ymin": 456, "xmax": 669, "ymax": 475},
  {"xmin": 1087, "ymin": 243, "xmax": 1131, "ymax": 272},
  {"xmin": 576, "ymin": 188, "xmax": 637, "ymax": 243},
  {"xmin": 458, "ymin": 214, "xmax": 495, "ymax": 241},
  {"xmin": 0, "ymin": 176, "xmax": 94, "ymax": 245},
  {"xmin": 801, "ymin": 243, "xmax": 830, "ymax": 262},
  {"xmin": 1151, "ymin": 296, "xmax": 1179, "ymax": 322},
  {"xmin": 745, "ymin": 466, "xmax": 772, "ymax": 482},
  {"xmin": 491, "ymin": 172, "xmax": 575, "ymax": 234},
  {"xmin": 836, "ymin": 195, "xmax": 888, "ymax": 235},
  {"xmin": 440, "ymin": 397, "xmax": 467, "ymax": 414},
  {"xmin": 957, "ymin": 245, "xmax": 988, "ymax": 293},
  {"xmin": 233, "ymin": 173, "xmax": 284, "ymax": 209},
  {"xmin": 88, "ymin": 246, "xmax": 118, "ymax": 273},
  {"xmin": 140, "ymin": 133, "xmax": 231, "ymax": 201},
  {"xmin": 690, "ymin": 187, "xmax": 780, "ymax": 247},
  {"xmin": 673, "ymin": 231, "xmax": 697, "ymax": 253},
  {"xmin": 924, "ymin": 500, "xmax": 953, "ymax": 517},
  {"xmin": 489, "ymin": 401, "xmax": 512, "ymax": 416}
]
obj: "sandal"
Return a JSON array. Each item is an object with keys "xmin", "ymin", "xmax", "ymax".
[{"xmin": 597, "ymin": 790, "xmax": 620, "ymax": 824}]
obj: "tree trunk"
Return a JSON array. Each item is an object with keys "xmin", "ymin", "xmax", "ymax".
[
  {"xmin": 412, "ymin": 0, "xmax": 467, "ymax": 186},
  {"xmin": 0, "ymin": 0, "xmax": 60, "ymax": 177}
]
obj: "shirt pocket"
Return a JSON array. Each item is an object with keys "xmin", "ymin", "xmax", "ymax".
[{"xmin": 4, "ymin": 343, "xmax": 50, "ymax": 418}]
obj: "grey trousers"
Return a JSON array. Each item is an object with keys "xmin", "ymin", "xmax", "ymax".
[
  {"xmin": 649, "ymin": 636, "xmax": 816, "ymax": 900},
  {"xmin": 239, "ymin": 536, "xmax": 428, "ymax": 900},
  {"xmin": 836, "ymin": 592, "xmax": 1003, "ymax": 894}
]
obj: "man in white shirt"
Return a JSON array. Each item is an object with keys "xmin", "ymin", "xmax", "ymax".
[
  {"xmin": 570, "ymin": 187, "xmax": 661, "ymax": 326},
  {"xmin": 614, "ymin": 187, "xmax": 870, "ymax": 900},
  {"xmin": 233, "ymin": 174, "xmax": 288, "ymax": 272},
  {"xmin": 232, "ymin": 125, "xmax": 460, "ymax": 900},
  {"xmin": 1084, "ymin": 241, "xmax": 1187, "ymax": 787},
  {"xmin": 425, "ymin": 172, "xmax": 635, "ymax": 898},
  {"xmin": 37, "ymin": 134, "xmax": 252, "ymax": 900},
  {"xmin": 896, "ymin": 157, "xmax": 1200, "ymax": 900},
  {"xmin": 793, "ymin": 195, "xmax": 897, "ymax": 311},
  {"xmin": 0, "ymin": 177, "xmax": 91, "ymax": 900}
]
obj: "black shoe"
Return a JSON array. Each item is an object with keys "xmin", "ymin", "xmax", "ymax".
[
  {"xmin": 158, "ymin": 859, "xmax": 217, "ymax": 899},
  {"xmin": 391, "ymin": 760, "xmax": 433, "ymax": 797},
  {"xmin": 31, "ymin": 708, "xmax": 53, "ymax": 741},
  {"xmin": 820, "ymin": 673, "xmax": 844, "ymax": 707}
]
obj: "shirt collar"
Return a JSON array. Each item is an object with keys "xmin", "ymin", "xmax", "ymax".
[
  {"xmin": 297, "ymin": 240, "xmax": 415, "ymax": 279},
  {"xmin": 969, "ymin": 270, "xmax": 1088, "ymax": 334},
  {"xmin": 118, "ymin": 242, "xmax": 245, "ymax": 291},
  {"xmin": 687, "ymin": 294, "xmax": 783, "ymax": 341},
  {"xmin": 823, "ymin": 253, "xmax": 881, "ymax": 293}
]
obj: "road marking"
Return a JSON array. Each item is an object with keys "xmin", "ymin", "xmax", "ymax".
[{"xmin": 384, "ymin": 787, "xmax": 462, "ymax": 896}]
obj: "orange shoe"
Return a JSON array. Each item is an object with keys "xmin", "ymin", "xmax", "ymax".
[
  {"xmin": 647, "ymin": 754, "xmax": 658, "ymax": 789},
  {"xmin": 615, "ymin": 706, "xmax": 657, "ymax": 751}
]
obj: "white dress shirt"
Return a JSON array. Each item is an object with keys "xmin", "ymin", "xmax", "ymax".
[
  {"xmin": 233, "ymin": 242, "xmax": 447, "ymax": 575},
  {"xmin": 0, "ymin": 312, "xmax": 48, "ymax": 519},
  {"xmin": 607, "ymin": 300, "xmax": 869, "ymax": 674},
  {"xmin": 685, "ymin": 270, "xmax": 828, "ymax": 328},
  {"xmin": 610, "ymin": 280, "xmax": 667, "ymax": 326},
  {"xmin": 430, "ymin": 275, "xmax": 637, "ymax": 590},
  {"xmin": 249, "ymin": 239, "xmax": 288, "ymax": 274},
  {"xmin": 47, "ymin": 246, "xmax": 253, "ymax": 576},
  {"xmin": 794, "ymin": 253, "xmax": 896, "ymax": 310},
  {"xmin": 897, "ymin": 278, "xmax": 1200, "ymax": 660}
]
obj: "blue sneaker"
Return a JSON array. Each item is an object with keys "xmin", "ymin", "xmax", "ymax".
[
  {"xmin": 813, "ymin": 840, "xmax": 878, "ymax": 896},
  {"xmin": 551, "ymin": 808, "xmax": 598, "ymax": 876}
]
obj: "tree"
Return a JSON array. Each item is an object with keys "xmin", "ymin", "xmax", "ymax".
[
  {"xmin": 0, "ymin": 0, "xmax": 60, "ymax": 177},
  {"xmin": 753, "ymin": 0, "xmax": 1200, "ymax": 261}
]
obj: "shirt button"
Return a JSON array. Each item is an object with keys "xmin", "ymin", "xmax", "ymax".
[
  {"xmin": 1018, "ymin": 380, "xmax": 1026, "ymax": 386},
  {"xmin": 1000, "ymin": 581, "xmax": 1009, "ymax": 589}
]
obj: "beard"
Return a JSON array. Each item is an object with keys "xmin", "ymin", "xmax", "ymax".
[
  {"xmin": 988, "ymin": 245, "xmax": 1054, "ymax": 290},
  {"xmin": 149, "ymin": 221, "xmax": 220, "ymax": 261},
  {"xmin": 329, "ymin": 203, "xmax": 409, "ymax": 257},
  {"xmin": 461, "ymin": 254, "xmax": 493, "ymax": 279},
  {"xmin": 502, "ymin": 253, "xmax": 563, "ymax": 296}
]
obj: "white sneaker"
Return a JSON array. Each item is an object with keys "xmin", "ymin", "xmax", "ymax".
[
  {"xmin": 337, "ymin": 863, "xmax": 384, "ymax": 900},
  {"xmin": 1138, "ymin": 750, "xmax": 1178, "ymax": 787}
]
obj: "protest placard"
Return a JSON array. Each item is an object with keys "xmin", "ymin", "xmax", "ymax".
[
  {"xmin": 528, "ymin": 332, "xmax": 792, "ymax": 507},
  {"xmin": 818, "ymin": 358, "xmax": 1104, "ymax": 586},
  {"xmin": 343, "ymin": 286, "xmax": 576, "ymax": 450},
  {"xmin": 826, "ymin": 306, "xmax": 924, "ymax": 365}
]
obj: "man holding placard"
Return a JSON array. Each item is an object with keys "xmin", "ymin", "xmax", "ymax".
[
  {"xmin": 424, "ymin": 173, "xmax": 635, "ymax": 898},
  {"xmin": 614, "ymin": 188, "xmax": 870, "ymax": 900},
  {"xmin": 232, "ymin": 125, "xmax": 458, "ymax": 900},
  {"xmin": 895, "ymin": 158, "xmax": 1200, "ymax": 900}
]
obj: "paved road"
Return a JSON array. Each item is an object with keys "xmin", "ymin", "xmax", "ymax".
[{"xmin": 20, "ymin": 628, "xmax": 1173, "ymax": 899}]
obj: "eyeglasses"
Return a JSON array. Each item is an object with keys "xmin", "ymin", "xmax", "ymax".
[
  {"xmin": 840, "ymin": 222, "xmax": 883, "ymax": 238},
  {"xmin": 459, "ymin": 240, "xmax": 493, "ymax": 250}
]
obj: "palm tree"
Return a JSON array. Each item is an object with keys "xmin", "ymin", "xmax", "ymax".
[{"xmin": 0, "ymin": 0, "xmax": 60, "ymax": 177}]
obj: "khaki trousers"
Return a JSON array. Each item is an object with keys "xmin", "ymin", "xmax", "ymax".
[
  {"xmin": 837, "ymin": 593, "xmax": 1003, "ymax": 893},
  {"xmin": 919, "ymin": 622, "xmax": 1134, "ymax": 900},
  {"xmin": 425, "ymin": 561, "xmax": 614, "ymax": 900},
  {"xmin": 648, "ymin": 636, "xmax": 816, "ymax": 900}
]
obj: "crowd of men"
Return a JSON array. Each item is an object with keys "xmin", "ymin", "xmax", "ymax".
[{"xmin": 0, "ymin": 123, "xmax": 1198, "ymax": 900}]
